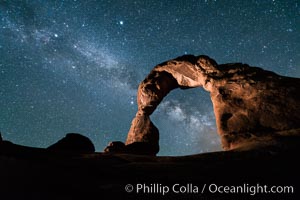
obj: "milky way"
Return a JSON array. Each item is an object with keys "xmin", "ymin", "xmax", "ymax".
[{"xmin": 0, "ymin": 0, "xmax": 299, "ymax": 155}]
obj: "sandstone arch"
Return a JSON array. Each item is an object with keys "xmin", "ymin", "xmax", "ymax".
[{"xmin": 105, "ymin": 55, "xmax": 300, "ymax": 155}]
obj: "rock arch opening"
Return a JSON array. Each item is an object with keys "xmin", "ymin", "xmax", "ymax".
[
  {"xmin": 151, "ymin": 88, "xmax": 221, "ymax": 156},
  {"xmin": 124, "ymin": 55, "xmax": 220, "ymax": 155}
]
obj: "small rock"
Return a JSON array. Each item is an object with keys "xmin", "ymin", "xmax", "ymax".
[
  {"xmin": 125, "ymin": 142, "xmax": 159, "ymax": 156},
  {"xmin": 104, "ymin": 141, "xmax": 125, "ymax": 153}
]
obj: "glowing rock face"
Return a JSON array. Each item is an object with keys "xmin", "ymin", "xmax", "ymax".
[{"xmin": 109, "ymin": 55, "xmax": 300, "ymax": 155}]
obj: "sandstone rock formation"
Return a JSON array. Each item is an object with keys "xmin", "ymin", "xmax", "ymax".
[
  {"xmin": 48, "ymin": 133, "xmax": 95, "ymax": 153},
  {"xmin": 105, "ymin": 55, "xmax": 300, "ymax": 155}
]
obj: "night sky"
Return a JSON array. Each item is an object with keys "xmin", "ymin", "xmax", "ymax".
[{"xmin": 0, "ymin": 0, "xmax": 299, "ymax": 156}]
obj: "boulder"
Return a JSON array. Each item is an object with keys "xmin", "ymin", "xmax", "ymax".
[
  {"xmin": 104, "ymin": 141, "xmax": 158, "ymax": 156},
  {"xmin": 48, "ymin": 133, "xmax": 95, "ymax": 153},
  {"xmin": 104, "ymin": 141, "xmax": 126, "ymax": 153}
]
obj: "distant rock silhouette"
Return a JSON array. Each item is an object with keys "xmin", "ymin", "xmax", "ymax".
[
  {"xmin": 47, "ymin": 133, "xmax": 95, "ymax": 153},
  {"xmin": 106, "ymin": 55, "xmax": 300, "ymax": 155}
]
